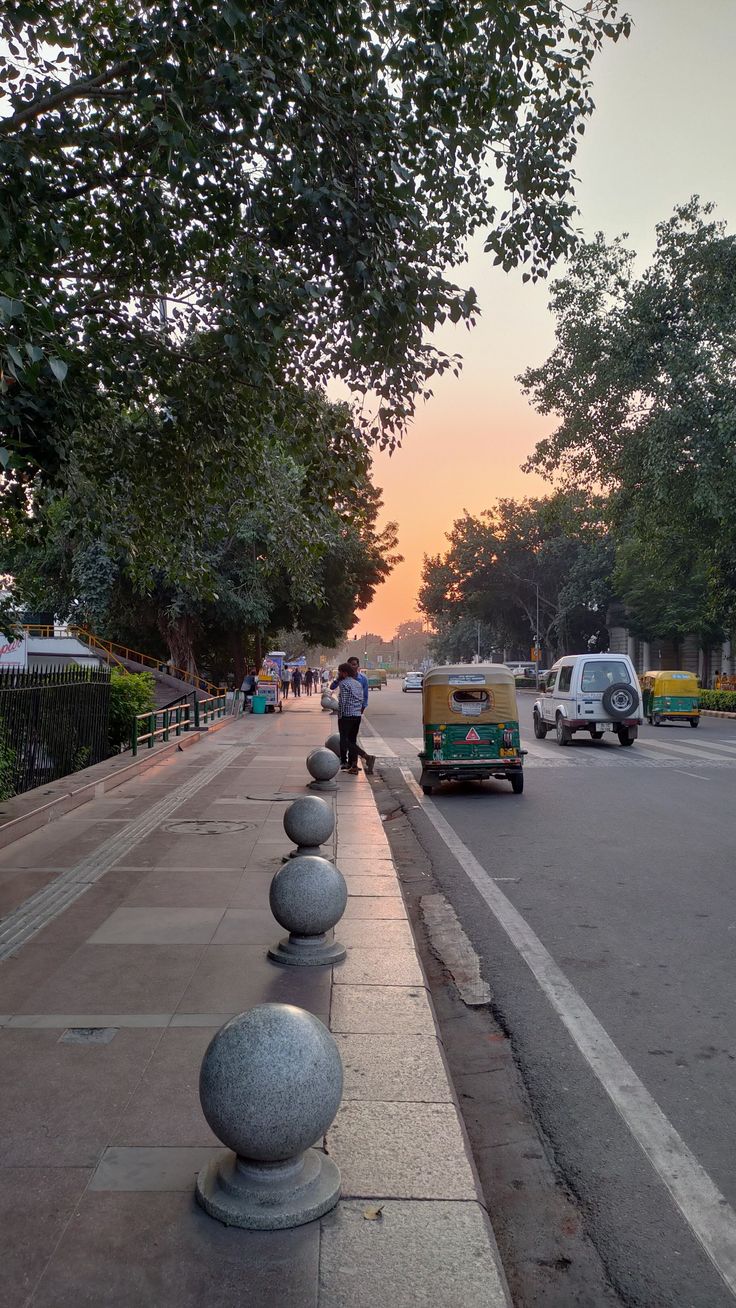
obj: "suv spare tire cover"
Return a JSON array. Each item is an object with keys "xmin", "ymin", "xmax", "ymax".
[{"xmin": 601, "ymin": 682, "xmax": 637, "ymax": 720}]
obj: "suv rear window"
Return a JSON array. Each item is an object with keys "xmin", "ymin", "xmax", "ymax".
[{"xmin": 580, "ymin": 660, "xmax": 632, "ymax": 692}]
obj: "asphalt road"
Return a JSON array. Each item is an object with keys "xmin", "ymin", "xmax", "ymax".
[{"xmin": 363, "ymin": 681, "xmax": 736, "ymax": 1307}]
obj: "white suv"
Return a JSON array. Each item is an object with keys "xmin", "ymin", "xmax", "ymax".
[{"xmin": 533, "ymin": 653, "xmax": 643, "ymax": 747}]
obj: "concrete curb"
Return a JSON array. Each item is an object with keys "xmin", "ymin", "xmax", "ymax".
[
  {"xmin": 700, "ymin": 709, "xmax": 736, "ymax": 720},
  {"xmin": 0, "ymin": 715, "xmax": 236, "ymax": 851},
  {"xmin": 344, "ymin": 778, "xmax": 513, "ymax": 1306}
]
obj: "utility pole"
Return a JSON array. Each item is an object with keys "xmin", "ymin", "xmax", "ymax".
[
  {"xmin": 535, "ymin": 583, "xmax": 540, "ymax": 688},
  {"xmin": 477, "ymin": 622, "xmax": 481, "ymax": 661}
]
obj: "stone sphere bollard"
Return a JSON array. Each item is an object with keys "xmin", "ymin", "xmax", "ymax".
[
  {"xmin": 268, "ymin": 854, "xmax": 347, "ymax": 966},
  {"xmin": 196, "ymin": 1003, "xmax": 343, "ymax": 1229},
  {"xmin": 283, "ymin": 794, "xmax": 335, "ymax": 857},
  {"xmin": 325, "ymin": 733, "xmax": 341, "ymax": 758},
  {"xmin": 306, "ymin": 746, "xmax": 340, "ymax": 792},
  {"xmin": 321, "ymin": 692, "xmax": 339, "ymax": 714}
]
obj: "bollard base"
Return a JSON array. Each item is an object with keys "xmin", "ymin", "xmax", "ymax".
[
  {"xmin": 286, "ymin": 843, "xmax": 323, "ymax": 859},
  {"xmin": 196, "ymin": 1147, "xmax": 341, "ymax": 1230},
  {"xmin": 268, "ymin": 932, "xmax": 346, "ymax": 967},
  {"xmin": 308, "ymin": 779, "xmax": 338, "ymax": 793}
]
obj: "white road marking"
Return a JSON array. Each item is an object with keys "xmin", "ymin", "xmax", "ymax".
[
  {"xmin": 672, "ymin": 770, "xmax": 708, "ymax": 781},
  {"xmin": 397, "ymin": 763, "xmax": 736, "ymax": 1297},
  {"xmin": 638, "ymin": 736, "xmax": 736, "ymax": 761},
  {"xmin": 0, "ymin": 743, "xmax": 248, "ymax": 959}
]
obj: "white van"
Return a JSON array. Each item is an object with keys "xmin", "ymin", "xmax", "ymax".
[{"xmin": 533, "ymin": 653, "xmax": 643, "ymax": 747}]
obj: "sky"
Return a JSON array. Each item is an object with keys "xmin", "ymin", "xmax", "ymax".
[{"xmin": 355, "ymin": 0, "xmax": 736, "ymax": 640}]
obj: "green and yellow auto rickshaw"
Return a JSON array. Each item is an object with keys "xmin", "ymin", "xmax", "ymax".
[
  {"xmin": 418, "ymin": 664, "xmax": 524, "ymax": 794},
  {"xmin": 641, "ymin": 670, "xmax": 700, "ymax": 727}
]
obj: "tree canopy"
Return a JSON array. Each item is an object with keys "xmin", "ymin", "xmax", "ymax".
[
  {"xmin": 419, "ymin": 491, "xmax": 613, "ymax": 662},
  {"xmin": 1, "ymin": 0, "xmax": 630, "ymax": 473},
  {"xmin": 519, "ymin": 198, "xmax": 736, "ymax": 639}
]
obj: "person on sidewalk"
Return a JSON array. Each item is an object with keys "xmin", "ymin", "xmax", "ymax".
[
  {"xmin": 304, "ymin": 668, "xmax": 313, "ymax": 696},
  {"xmin": 332, "ymin": 657, "xmax": 375, "ymax": 774},
  {"xmin": 292, "ymin": 666, "xmax": 302, "ymax": 697},
  {"xmin": 281, "ymin": 665, "xmax": 292, "ymax": 698},
  {"xmin": 336, "ymin": 663, "xmax": 364, "ymax": 773}
]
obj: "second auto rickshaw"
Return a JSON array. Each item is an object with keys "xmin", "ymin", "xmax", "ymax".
[
  {"xmin": 641, "ymin": 670, "xmax": 700, "ymax": 727},
  {"xmin": 418, "ymin": 664, "xmax": 524, "ymax": 794}
]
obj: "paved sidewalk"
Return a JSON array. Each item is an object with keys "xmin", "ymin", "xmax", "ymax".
[{"xmin": 0, "ymin": 698, "xmax": 509, "ymax": 1307}]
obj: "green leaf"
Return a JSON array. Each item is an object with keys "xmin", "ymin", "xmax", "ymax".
[{"xmin": 48, "ymin": 357, "xmax": 68, "ymax": 383}]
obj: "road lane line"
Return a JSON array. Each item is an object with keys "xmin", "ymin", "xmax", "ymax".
[
  {"xmin": 0, "ymin": 743, "xmax": 247, "ymax": 959},
  {"xmin": 638, "ymin": 738, "xmax": 736, "ymax": 764},
  {"xmin": 672, "ymin": 770, "xmax": 708, "ymax": 781},
  {"xmin": 397, "ymin": 763, "xmax": 736, "ymax": 1296}
]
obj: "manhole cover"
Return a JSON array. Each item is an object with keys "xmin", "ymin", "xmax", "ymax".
[{"xmin": 163, "ymin": 819, "xmax": 255, "ymax": 835}]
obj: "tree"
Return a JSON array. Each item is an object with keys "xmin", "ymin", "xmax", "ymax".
[
  {"xmin": 520, "ymin": 199, "xmax": 736, "ymax": 633},
  {"xmin": 10, "ymin": 374, "xmax": 401, "ymax": 677},
  {"xmin": 1, "ymin": 0, "xmax": 630, "ymax": 481},
  {"xmin": 419, "ymin": 491, "xmax": 613, "ymax": 661}
]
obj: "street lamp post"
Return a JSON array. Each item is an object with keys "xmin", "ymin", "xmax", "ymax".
[{"xmin": 535, "ymin": 584, "xmax": 540, "ymax": 689}]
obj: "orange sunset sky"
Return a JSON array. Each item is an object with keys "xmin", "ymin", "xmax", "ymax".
[{"xmin": 355, "ymin": 0, "xmax": 736, "ymax": 640}]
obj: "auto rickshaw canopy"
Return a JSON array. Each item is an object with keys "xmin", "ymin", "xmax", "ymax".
[
  {"xmin": 422, "ymin": 664, "xmax": 518, "ymax": 724},
  {"xmin": 641, "ymin": 670, "xmax": 699, "ymax": 697}
]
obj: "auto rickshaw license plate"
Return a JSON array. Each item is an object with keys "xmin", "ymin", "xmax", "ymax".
[{"xmin": 500, "ymin": 748, "xmax": 517, "ymax": 757}]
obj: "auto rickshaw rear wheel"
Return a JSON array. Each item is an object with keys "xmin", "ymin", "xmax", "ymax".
[
  {"xmin": 689, "ymin": 717, "xmax": 699, "ymax": 728},
  {"xmin": 510, "ymin": 774, "xmax": 524, "ymax": 794},
  {"xmin": 652, "ymin": 712, "xmax": 661, "ymax": 726},
  {"xmin": 421, "ymin": 784, "xmax": 434, "ymax": 795}
]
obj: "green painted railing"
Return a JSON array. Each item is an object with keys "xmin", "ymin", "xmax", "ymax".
[{"xmin": 131, "ymin": 693, "xmax": 228, "ymax": 755}]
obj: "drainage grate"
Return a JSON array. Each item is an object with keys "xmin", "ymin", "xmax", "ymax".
[
  {"xmin": 60, "ymin": 1027, "xmax": 118, "ymax": 1044},
  {"xmin": 162, "ymin": 819, "xmax": 255, "ymax": 835}
]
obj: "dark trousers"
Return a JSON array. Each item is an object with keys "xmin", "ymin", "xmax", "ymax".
[{"xmin": 338, "ymin": 715, "xmax": 362, "ymax": 767}]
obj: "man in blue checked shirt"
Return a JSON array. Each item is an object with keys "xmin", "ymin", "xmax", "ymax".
[{"xmin": 332, "ymin": 658, "xmax": 376, "ymax": 775}]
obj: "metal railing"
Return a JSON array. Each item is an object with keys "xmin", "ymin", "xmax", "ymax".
[
  {"xmin": 0, "ymin": 665, "xmax": 111, "ymax": 796},
  {"xmin": 22, "ymin": 625, "xmax": 225, "ymax": 697},
  {"xmin": 131, "ymin": 692, "xmax": 228, "ymax": 755}
]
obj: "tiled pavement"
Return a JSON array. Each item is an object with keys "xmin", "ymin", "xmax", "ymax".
[{"xmin": 0, "ymin": 699, "xmax": 509, "ymax": 1307}]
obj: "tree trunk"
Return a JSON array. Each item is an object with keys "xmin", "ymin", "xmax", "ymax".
[
  {"xmin": 159, "ymin": 612, "xmax": 198, "ymax": 678},
  {"xmin": 231, "ymin": 631, "xmax": 247, "ymax": 685}
]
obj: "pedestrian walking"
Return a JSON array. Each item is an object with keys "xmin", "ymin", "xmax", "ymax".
[
  {"xmin": 292, "ymin": 667, "xmax": 302, "ymax": 697},
  {"xmin": 304, "ymin": 668, "xmax": 313, "ymax": 695},
  {"xmin": 281, "ymin": 665, "xmax": 292, "ymax": 698},
  {"xmin": 336, "ymin": 663, "xmax": 364, "ymax": 773},
  {"xmin": 331, "ymin": 656, "xmax": 375, "ymax": 774}
]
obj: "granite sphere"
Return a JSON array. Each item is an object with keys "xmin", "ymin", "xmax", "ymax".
[
  {"xmin": 306, "ymin": 747, "xmax": 340, "ymax": 782},
  {"xmin": 324, "ymin": 734, "xmax": 341, "ymax": 758},
  {"xmin": 283, "ymin": 796, "xmax": 334, "ymax": 848},
  {"xmin": 270, "ymin": 854, "xmax": 347, "ymax": 935},
  {"xmin": 199, "ymin": 1004, "xmax": 343, "ymax": 1162}
]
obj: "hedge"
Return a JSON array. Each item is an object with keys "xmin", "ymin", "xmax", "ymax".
[
  {"xmin": 699, "ymin": 689, "xmax": 736, "ymax": 713},
  {"xmin": 109, "ymin": 669, "xmax": 156, "ymax": 750}
]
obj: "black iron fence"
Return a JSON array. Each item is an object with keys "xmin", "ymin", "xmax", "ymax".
[{"xmin": 0, "ymin": 666, "xmax": 111, "ymax": 798}]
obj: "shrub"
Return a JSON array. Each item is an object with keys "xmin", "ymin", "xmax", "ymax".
[
  {"xmin": 108, "ymin": 669, "xmax": 156, "ymax": 750},
  {"xmin": 699, "ymin": 689, "xmax": 736, "ymax": 713},
  {"xmin": 0, "ymin": 729, "xmax": 16, "ymax": 801}
]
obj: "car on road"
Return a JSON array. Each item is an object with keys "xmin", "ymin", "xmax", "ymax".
[
  {"xmin": 403, "ymin": 671, "xmax": 424, "ymax": 692},
  {"xmin": 533, "ymin": 653, "xmax": 643, "ymax": 746}
]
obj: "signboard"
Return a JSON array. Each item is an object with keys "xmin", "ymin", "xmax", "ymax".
[
  {"xmin": 448, "ymin": 674, "xmax": 485, "ymax": 684},
  {"xmin": 0, "ymin": 631, "xmax": 28, "ymax": 668},
  {"xmin": 464, "ymin": 727, "xmax": 481, "ymax": 742}
]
